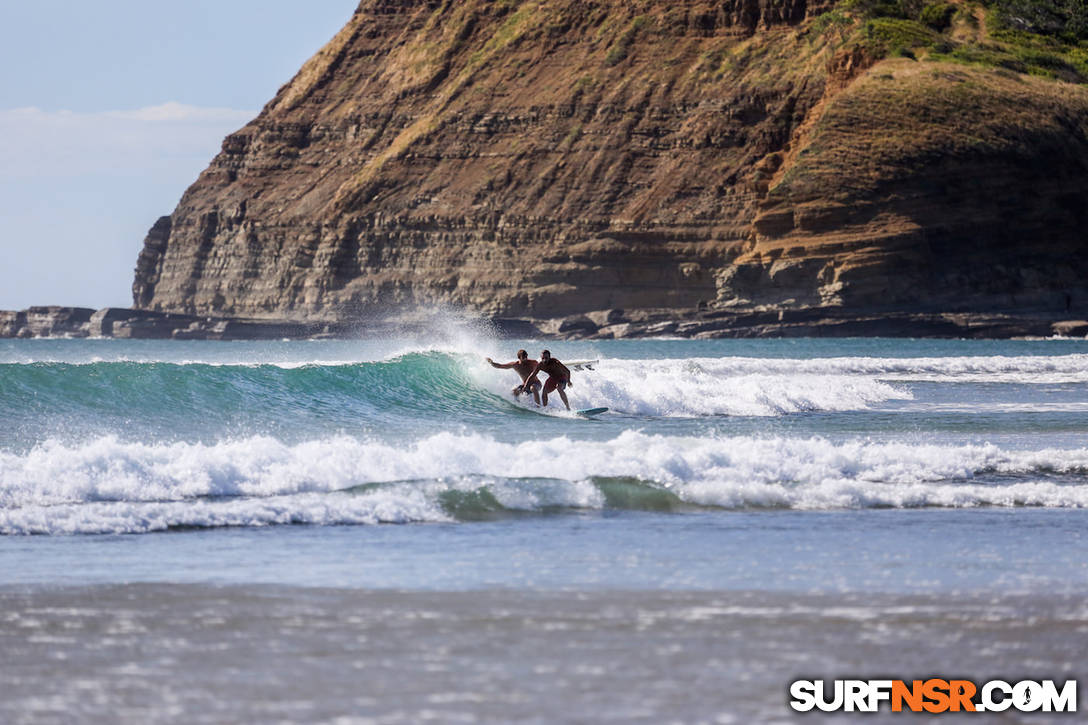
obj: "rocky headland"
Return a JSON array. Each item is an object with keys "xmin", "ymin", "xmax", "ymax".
[{"xmin": 7, "ymin": 1, "xmax": 1088, "ymax": 339}]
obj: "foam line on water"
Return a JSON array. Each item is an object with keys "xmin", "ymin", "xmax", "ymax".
[{"xmin": 584, "ymin": 355, "xmax": 1088, "ymax": 385}]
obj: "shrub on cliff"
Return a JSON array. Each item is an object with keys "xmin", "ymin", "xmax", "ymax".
[
  {"xmin": 920, "ymin": 3, "xmax": 956, "ymax": 31},
  {"xmin": 841, "ymin": 0, "xmax": 1088, "ymax": 45},
  {"xmin": 818, "ymin": 0, "xmax": 1088, "ymax": 83},
  {"xmin": 988, "ymin": 0, "xmax": 1088, "ymax": 42}
]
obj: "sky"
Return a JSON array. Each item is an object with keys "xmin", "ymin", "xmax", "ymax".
[{"xmin": 0, "ymin": 1, "xmax": 357, "ymax": 310}]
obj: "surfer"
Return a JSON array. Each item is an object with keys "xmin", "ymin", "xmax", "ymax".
[
  {"xmin": 486, "ymin": 349, "xmax": 542, "ymax": 406},
  {"xmin": 526, "ymin": 349, "xmax": 572, "ymax": 410}
]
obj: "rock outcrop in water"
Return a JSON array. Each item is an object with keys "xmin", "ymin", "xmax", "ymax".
[
  {"xmin": 128, "ymin": 0, "xmax": 1088, "ymax": 338},
  {"xmin": 0, "ymin": 307, "xmax": 318, "ymax": 340},
  {"xmin": 0, "ymin": 305, "xmax": 542, "ymax": 340}
]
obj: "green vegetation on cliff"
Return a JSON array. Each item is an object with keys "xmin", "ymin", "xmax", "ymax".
[
  {"xmin": 990, "ymin": 0, "xmax": 1087, "ymax": 41},
  {"xmin": 810, "ymin": 0, "xmax": 1088, "ymax": 82}
]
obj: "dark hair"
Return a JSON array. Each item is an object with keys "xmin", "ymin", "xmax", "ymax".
[
  {"xmin": 541, "ymin": 349, "xmax": 551, "ymax": 358},
  {"xmin": 517, "ymin": 349, "xmax": 527, "ymax": 359}
]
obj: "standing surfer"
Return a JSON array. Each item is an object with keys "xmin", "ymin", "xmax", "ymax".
[
  {"xmin": 486, "ymin": 349, "xmax": 542, "ymax": 406},
  {"xmin": 526, "ymin": 350, "xmax": 572, "ymax": 410}
]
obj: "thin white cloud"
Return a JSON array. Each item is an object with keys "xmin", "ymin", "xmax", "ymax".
[
  {"xmin": 2, "ymin": 102, "xmax": 254, "ymax": 123},
  {"xmin": 0, "ymin": 103, "xmax": 256, "ymax": 179},
  {"xmin": 105, "ymin": 101, "xmax": 256, "ymax": 123}
]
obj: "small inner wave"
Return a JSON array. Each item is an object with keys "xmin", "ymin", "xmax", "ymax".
[
  {"xmin": 0, "ymin": 491, "xmax": 450, "ymax": 536},
  {"xmin": 0, "ymin": 476, "xmax": 677, "ymax": 535}
]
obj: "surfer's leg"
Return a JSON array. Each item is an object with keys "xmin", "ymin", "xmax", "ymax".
[
  {"xmin": 531, "ymin": 381, "xmax": 541, "ymax": 406},
  {"xmin": 557, "ymin": 381, "xmax": 570, "ymax": 410},
  {"xmin": 542, "ymin": 377, "xmax": 557, "ymax": 407}
]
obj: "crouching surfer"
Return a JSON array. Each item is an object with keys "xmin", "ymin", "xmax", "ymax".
[
  {"xmin": 526, "ymin": 349, "xmax": 572, "ymax": 410},
  {"xmin": 486, "ymin": 349, "xmax": 541, "ymax": 406}
]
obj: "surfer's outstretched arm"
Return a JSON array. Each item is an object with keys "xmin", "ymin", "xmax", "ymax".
[{"xmin": 486, "ymin": 358, "xmax": 517, "ymax": 369}]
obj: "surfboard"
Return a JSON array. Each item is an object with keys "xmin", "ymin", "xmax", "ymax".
[
  {"xmin": 575, "ymin": 407, "xmax": 609, "ymax": 417},
  {"xmin": 566, "ymin": 359, "xmax": 599, "ymax": 371}
]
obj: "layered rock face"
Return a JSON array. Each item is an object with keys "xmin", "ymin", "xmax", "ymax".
[
  {"xmin": 133, "ymin": 0, "xmax": 1088, "ymax": 331},
  {"xmin": 743, "ymin": 62, "xmax": 1088, "ymax": 316}
]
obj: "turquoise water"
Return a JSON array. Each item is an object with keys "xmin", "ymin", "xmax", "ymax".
[{"xmin": 3, "ymin": 334, "xmax": 1088, "ymax": 722}]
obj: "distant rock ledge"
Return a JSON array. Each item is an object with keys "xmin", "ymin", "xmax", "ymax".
[
  {"xmin": 0, "ymin": 306, "xmax": 474, "ymax": 340},
  {"xmin": 3, "ymin": 305, "xmax": 1087, "ymax": 341}
]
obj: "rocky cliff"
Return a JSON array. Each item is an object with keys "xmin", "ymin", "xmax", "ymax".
[{"xmin": 132, "ymin": 0, "xmax": 1088, "ymax": 336}]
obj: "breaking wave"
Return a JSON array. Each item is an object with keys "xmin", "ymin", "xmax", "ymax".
[
  {"xmin": 3, "ymin": 432, "xmax": 1087, "ymax": 534},
  {"xmin": 0, "ymin": 352, "xmax": 915, "ymax": 423}
]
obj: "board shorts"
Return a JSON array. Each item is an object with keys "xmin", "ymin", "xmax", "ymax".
[
  {"xmin": 516, "ymin": 380, "xmax": 541, "ymax": 394},
  {"xmin": 543, "ymin": 376, "xmax": 568, "ymax": 394}
]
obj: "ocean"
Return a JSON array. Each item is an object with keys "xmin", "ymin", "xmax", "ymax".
[{"xmin": 2, "ymin": 329, "xmax": 1087, "ymax": 723}]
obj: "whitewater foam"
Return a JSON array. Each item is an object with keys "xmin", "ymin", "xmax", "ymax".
[
  {"xmin": 568, "ymin": 359, "xmax": 912, "ymax": 416},
  {"xmin": 3, "ymin": 432, "xmax": 1088, "ymax": 534},
  {"xmin": 583, "ymin": 354, "xmax": 1088, "ymax": 385},
  {"xmin": 0, "ymin": 491, "xmax": 448, "ymax": 535}
]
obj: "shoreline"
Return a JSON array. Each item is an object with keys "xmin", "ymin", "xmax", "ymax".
[
  {"xmin": 2, "ymin": 583, "xmax": 1084, "ymax": 723},
  {"xmin": 3, "ymin": 304, "xmax": 1087, "ymax": 341}
]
